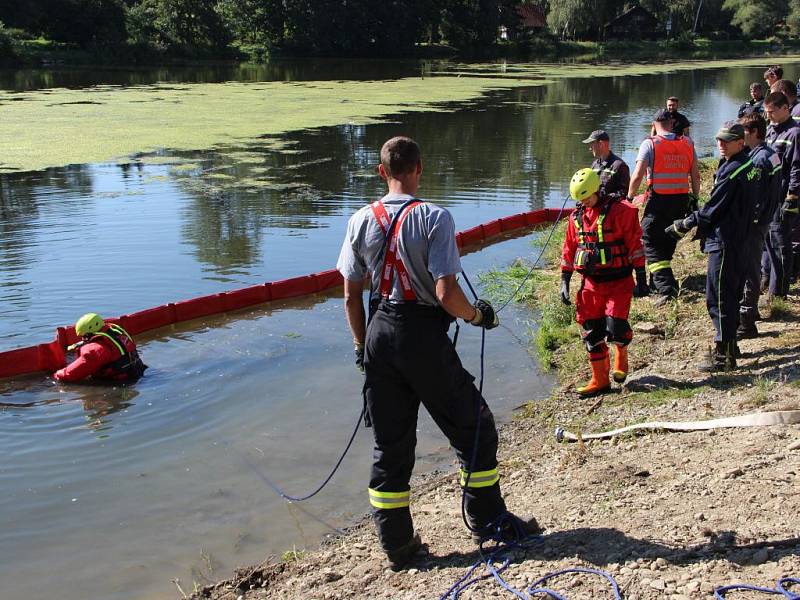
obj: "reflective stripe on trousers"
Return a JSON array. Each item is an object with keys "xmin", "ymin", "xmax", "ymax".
[
  {"xmin": 647, "ymin": 260, "xmax": 671, "ymax": 273},
  {"xmin": 368, "ymin": 488, "xmax": 410, "ymax": 509},
  {"xmin": 459, "ymin": 467, "xmax": 500, "ymax": 488}
]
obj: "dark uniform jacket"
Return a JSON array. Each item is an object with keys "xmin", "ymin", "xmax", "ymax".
[
  {"xmin": 738, "ymin": 99, "xmax": 764, "ymax": 118},
  {"xmin": 748, "ymin": 143, "xmax": 783, "ymax": 227},
  {"xmin": 766, "ymin": 118, "xmax": 800, "ymax": 198},
  {"xmin": 684, "ymin": 149, "xmax": 757, "ymax": 252},
  {"xmin": 591, "ymin": 152, "xmax": 630, "ymax": 198}
]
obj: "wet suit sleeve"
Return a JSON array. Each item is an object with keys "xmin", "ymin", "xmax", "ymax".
[
  {"xmin": 53, "ymin": 342, "xmax": 116, "ymax": 382},
  {"xmin": 561, "ymin": 216, "xmax": 577, "ymax": 273},
  {"xmin": 620, "ymin": 204, "xmax": 645, "ymax": 268}
]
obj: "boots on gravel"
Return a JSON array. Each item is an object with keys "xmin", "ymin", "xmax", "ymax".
[
  {"xmin": 611, "ymin": 344, "xmax": 629, "ymax": 384},
  {"xmin": 577, "ymin": 351, "xmax": 611, "ymax": 396},
  {"xmin": 698, "ymin": 341, "xmax": 737, "ymax": 372},
  {"xmin": 471, "ymin": 512, "xmax": 543, "ymax": 545},
  {"xmin": 385, "ymin": 533, "xmax": 427, "ymax": 571}
]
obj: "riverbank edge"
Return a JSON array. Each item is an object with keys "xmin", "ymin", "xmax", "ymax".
[
  {"xmin": 5, "ymin": 37, "xmax": 800, "ymax": 69},
  {"xmin": 189, "ymin": 164, "xmax": 800, "ymax": 599}
]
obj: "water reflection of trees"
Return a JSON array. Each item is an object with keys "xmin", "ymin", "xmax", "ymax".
[
  {"xmin": 0, "ymin": 165, "xmax": 96, "ymax": 322},
  {"xmin": 174, "ymin": 67, "xmax": 759, "ymax": 272}
]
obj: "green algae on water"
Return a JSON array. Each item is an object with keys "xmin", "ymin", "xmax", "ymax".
[
  {"xmin": 4, "ymin": 55, "xmax": 800, "ymax": 174},
  {"xmin": 0, "ymin": 76, "xmax": 541, "ymax": 173}
]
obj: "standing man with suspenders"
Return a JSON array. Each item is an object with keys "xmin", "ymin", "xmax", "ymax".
[
  {"xmin": 336, "ymin": 136, "xmax": 538, "ymax": 570},
  {"xmin": 627, "ymin": 109, "xmax": 700, "ymax": 303}
]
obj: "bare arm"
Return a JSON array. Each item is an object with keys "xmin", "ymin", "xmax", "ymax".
[
  {"xmin": 343, "ymin": 278, "xmax": 367, "ymax": 344},
  {"xmin": 436, "ymin": 274, "xmax": 477, "ymax": 321},
  {"xmin": 627, "ymin": 160, "xmax": 647, "ymax": 198}
]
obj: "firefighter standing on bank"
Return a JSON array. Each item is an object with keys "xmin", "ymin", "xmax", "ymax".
[
  {"xmin": 763, "ymin": 91, "xmax": 800, "ymax": 298},
  {"xmin": 336, "ymin": 136, "xmax": 538, "ymax": 570},
  {"xmin": 53, "ymin": 313, "xmax": 147, "ymax": 382},
  {"xmin": 628, "ymin": 109, "xmax": 700, "ymax": 302},
  {"xmin": 561, "ymin": 168, "xmax": 648, "ymax": 396},
  {"xmin": 666, "ymin": 122, "xmax": 759, "ymax": 372},
  {"xmin": 583, "ymin": 129, "xmax": 630, "ymax": 197}
]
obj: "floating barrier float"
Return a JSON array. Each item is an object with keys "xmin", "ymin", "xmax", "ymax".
[{"xmin": 0, "ymin": 208, "xmax": 568, "ymax": 380}]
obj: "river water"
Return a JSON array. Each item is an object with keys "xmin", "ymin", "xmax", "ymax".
[{"xmin": 0, "ymin": 59, "xmax": 790, "ymax": 599}]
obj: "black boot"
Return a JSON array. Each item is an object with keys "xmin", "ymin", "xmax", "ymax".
[
  {"xmin": 737, "ymin": 323, "xmax": 758, "ymax": 339},
  {"xmin": 698, "ymin": 342, "xmax": 737, "ymax": 372}
]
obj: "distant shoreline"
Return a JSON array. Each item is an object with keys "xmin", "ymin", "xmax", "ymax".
[{"xmin": 5, "ymin": 37, "xmax": 800, "ymax": 70}]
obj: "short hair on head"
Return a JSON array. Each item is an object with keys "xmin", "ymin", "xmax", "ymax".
[
  {"xmin": 764, "ymin": 91, "xmax": 789, "ymax": 108},
  {"xmin": 772, "ymin": 79, "xmax": 798, "ymax": 100},
  {"xmin": 667, "ymin": 96, "xmax": 679, "ymax": 102},
  {"xmin": 750, "ymin": 82, "xmax": 763, "ymax": 91},
  {"xmin": 764, "ymin": 65, "xmax": 783, "ymax": 79},
  {"xmin": 380, "ymin": 136, "xmax": 420, "ymax": 177},
  {"xmin": 739, "ymin": 112, "xmax": 767, "ymax": 140}
]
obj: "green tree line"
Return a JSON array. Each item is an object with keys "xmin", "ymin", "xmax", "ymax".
[{"xmin": 0, "ymin": 0, "xmax": 799, "ymax": 57}]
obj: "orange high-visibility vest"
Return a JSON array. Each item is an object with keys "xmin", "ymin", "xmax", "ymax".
[{"xmin": 646, "ymin": 136, "xmax": 693, "ymax": 195}]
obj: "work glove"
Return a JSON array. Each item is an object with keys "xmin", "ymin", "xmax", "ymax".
[
  {"xmin": 633, "ymin": 267, "xmax": 650, "ymax": 298},
  {"xmin": 469, "ymin": 299, "xmax": 499, "ymax": 329},
  {"xmin": 559, "ymin": 271, "xmax": 572, "ymax": 306},
  {"xmin": 687, "ymin": 192, "xmax": 699, "ymax": 213},
  {"xmin": 665, "ymin": 217, "xmax": 692, "ymax": 240},
  {"xmin": 781, "ymin": 194, "xmax": 799, "ymax": 220},
  {"xmin": 354, "ymin": 342, "xmax": 364, "ymax": 373}
]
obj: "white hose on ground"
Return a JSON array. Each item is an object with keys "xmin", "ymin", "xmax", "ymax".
[{"xmin": 555, "ymin": 410, "xmax": 800, "ymax": 443}]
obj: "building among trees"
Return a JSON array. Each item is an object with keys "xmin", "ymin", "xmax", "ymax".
[{"xmin": 604, "ymin": 6, "xmax": 659, "ymax": 40}]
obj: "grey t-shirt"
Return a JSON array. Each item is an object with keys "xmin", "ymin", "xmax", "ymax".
[
  {"xmin": 336, "ymin": 193, "xmax": 462, "ymax": 306},
  {"xmin": 636, "ymin": 133, "xmax": 698, "ymax": 178}
]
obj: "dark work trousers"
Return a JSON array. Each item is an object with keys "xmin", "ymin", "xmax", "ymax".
[
  {"xmin": 641, "ymin": 193, "xmax": 689, "ymax": 296},
  {"xmin": 740, "ymin": 226, "xmax": 767, "ymax": 330},
  {"xmin": 793, "ymin": 217, "xmax": 800, "ymax": 282},
  {"xmin": 363, "ymin": 302, "xmax": 505, "ymax": 552},
  {"xmin": 707, "ymin": 247, "xmax": 744, "ymax": 343},
  {"xmin": 761, "ymin": 212, "xmax": 797, "ymax": 296}
]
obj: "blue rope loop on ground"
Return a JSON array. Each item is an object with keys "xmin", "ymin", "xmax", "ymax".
[
  {"xmin": 527, "ymin": 567, "xmax": 622, "ymax": 599},
  {"xmin": 439, "ymin": 535, "xmax": 544, "ymax": 600},
  {"xmin": 714, "ymin": 577, "xmax": 800, "ymax": 599}
]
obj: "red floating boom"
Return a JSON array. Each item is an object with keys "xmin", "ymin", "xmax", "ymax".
[{"xmin": 0, "ymin": 208, "xmax": 568, "ymax": 380}]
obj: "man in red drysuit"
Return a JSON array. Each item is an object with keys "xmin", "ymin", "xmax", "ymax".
[
  {"xmin": 54, "ymin": 313, "xmax": 147, "ymax": 383},
  {"xmin": 560, "ymin": 168, "xmax": 648, "ymax": 396}
]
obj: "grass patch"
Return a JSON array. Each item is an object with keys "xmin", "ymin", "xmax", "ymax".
[
  {"xmin": 768, "ymin": 296, "xmax": 794, "ymax": 320},
  {"xmin": 620, "ymin": 384, "xmax": 708, "ymax": 409},
  {"xmin": 281, "ymin": 546, "xmax": 306, "ymax": 562}
]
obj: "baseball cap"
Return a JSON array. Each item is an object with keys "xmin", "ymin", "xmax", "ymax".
[
  {"xmin": 581, "ymin": 129, "xmax": 609, "ymax": 143},
  {"xmin": 653, "ymin": 108, "xmax": 673, "ymax": 122},
  {"xmin": 715, "ymin": 121, "xmax": 745, "ymax": 141}
]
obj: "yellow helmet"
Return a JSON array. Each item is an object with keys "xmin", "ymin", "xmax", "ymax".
[
  {"xmin": 75, "ymin": 313, "xmax": 105, "ymax": 337},
  {"xmin": 569, "ymin": 168, "xmax": 600, "ymax": 202}
]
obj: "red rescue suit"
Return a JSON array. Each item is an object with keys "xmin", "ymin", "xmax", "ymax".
[
  {"xmin": 562, "ymin": 197, "xmax": 645, "ymax": 346},
  {"xmin": 54, "ymin": 324, "xmax": 146, "ymax": 382}
]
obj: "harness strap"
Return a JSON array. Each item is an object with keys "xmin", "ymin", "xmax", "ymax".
[{"xmin": 370, "ymin": 200, "xmax": 422, "ymax": 301}]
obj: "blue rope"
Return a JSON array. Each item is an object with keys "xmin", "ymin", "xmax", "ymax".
[
  {"xmin": 779, "ymin": 578, "xmax": 800, "ymax": 598},
  {"xmin": 715, "ymin": 577, "xmax": 800, "ymax": 599},
  {"xmin": 240, "ymin": 407, "xmax": 364, "ymax": 502},
  {"xmin": 496, "ymin": 196, "xmax": 572, "ymax": 314},
  {"xmin": 528, "ymin": 567, "xmax": 622, "ymax": 599},
  {"xmin": 439, "ymin": 536, "xmax": 544, "ymax": 600}
]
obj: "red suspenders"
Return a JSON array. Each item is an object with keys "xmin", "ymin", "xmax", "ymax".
[{"xmin": 370, "ymin": 200, "xmax": 422, "ymax": 301}]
